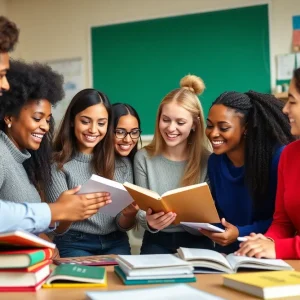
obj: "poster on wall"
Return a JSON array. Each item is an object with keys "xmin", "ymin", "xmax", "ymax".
[{"xmin": 47, "ymin": 58, "xmax": 84, "ymax": 126}]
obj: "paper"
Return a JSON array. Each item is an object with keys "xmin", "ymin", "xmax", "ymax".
[
  {"xmin": 297, "ymin": 53, "xmax": 300, "ymax": 68},
  {"xmin": 86, "ymin": 284, "xmax": 225, "ymax": 300},
  {"xmin": 77, "ymin": 174, "xmax": 133, "ymax": 217},
  {"xmin": 276, "ymin": 54, "xmax": 296, "ymax": 80},
  {"xmin": 181, "ymin": 222, "xmax": 224, "ymax": 233}
]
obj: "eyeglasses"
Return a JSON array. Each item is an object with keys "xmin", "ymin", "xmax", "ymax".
[{"xmin": 114, "ymin": 129, "xmax": 142, "ymax": 139}]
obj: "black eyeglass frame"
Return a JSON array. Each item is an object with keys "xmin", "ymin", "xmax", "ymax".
[{"xmin": 114, "ymin": 129, "xmax": 142, "ymax": 139}]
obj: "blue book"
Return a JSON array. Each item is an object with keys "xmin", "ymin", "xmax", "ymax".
[{"xmin": 114, "ymin": 266, "xmax": 196, "ymax": 285}]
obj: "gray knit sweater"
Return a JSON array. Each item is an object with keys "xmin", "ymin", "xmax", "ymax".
[
  {"xmin": 134, "ymin": 148, "xmax": 210, "ymax": 233},
  {"xmin": 0, "ymin": 131, "xmax": 41, "ymax": 203},
  {"xmin": 46, "ymin": 152, "xmax": 133, "ymax": 235}
]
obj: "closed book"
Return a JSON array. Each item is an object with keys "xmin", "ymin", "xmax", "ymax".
[
  {"xmin": 0, "ymin": 248, "xmax": 53, "ymax": 268},
  {"xmin": 223, "ymin": 271, "xmax": 300, "ymax": 299},
  {"xmin": 0, "ymin": 230, "xmax": 55, "ymax": 249},
  {"xmin": 0, "ymin": 261, "xmax": 50, "ymax": 287},
  {"xmin": 53, "ymin": 255, "xmax": 117, "ymax": 266},
  {"xmin": 43, "ymin": 264, "xmax": 107, "ymax": 288},
  {"xmin": 177, "ymin": 247, "xmax": 293, "ymax": 274},
  {"xmin": 123, "ymin": 182, "xmax": 219, "ymax": 224},
  {"xmin": 114, "ymin": 266, "xmax": 196, "ymax": 285},
  {"xmin": 0, "ymin": 277, "xmax": 46, "ymax": 292}
]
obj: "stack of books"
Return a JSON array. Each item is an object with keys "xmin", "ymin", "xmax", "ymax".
[
  {"xmin": 114, "ymin": 254, "xmax": 196, "ymax": 285},
  {"xmin": 0, "ymin": 230, "xmax": 55, "ymax": 291}
]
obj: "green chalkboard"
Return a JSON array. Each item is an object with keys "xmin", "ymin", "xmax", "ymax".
[{"xmin": 91, "ymin": 5, "xmax": 270, "ymax": 135}]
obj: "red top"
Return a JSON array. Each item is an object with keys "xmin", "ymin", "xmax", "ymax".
[{"xmin": 266, "ymin": 140, "xmax": 300, "ymax": 259}]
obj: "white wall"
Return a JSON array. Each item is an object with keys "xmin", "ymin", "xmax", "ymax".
[
  {"xmin": 5, "ymin": 0, "xmax": 300, "ymax": 90},
  {"xmin": 0, "ymin": 0, "xmax": 7, "ymax": 15}
]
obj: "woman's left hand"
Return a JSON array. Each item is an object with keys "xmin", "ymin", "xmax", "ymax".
[{"xmin": 200, "ymin": 218, "xmax": 239, "ymax": 246}]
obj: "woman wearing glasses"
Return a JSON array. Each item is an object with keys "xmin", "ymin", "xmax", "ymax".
[
  {"xmin": 134, "ymin": 74, "xmax": 213, "ymax": 254},
  {"xmin": 46, "ymin": 89, "xmax": 136, "ymax": 257},
  {"xmin": 112, "ymin": 103, "xmax": 142, "ymax": 225}
]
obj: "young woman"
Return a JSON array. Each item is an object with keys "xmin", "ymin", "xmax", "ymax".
[
  {"xmin": 0, "ymin": 61, "xmax": 110, "ymax": 237},
  {"xmin": 47, "ymin": 90, "xmax": 137, "ymax": 257},
  {"xmin": 112, "ymin": 103, "xmax": 142, "ymax": 219},
  {"xmin": 201, "ymin": 90, "xmax": 294, "ymax": 254},
  {"xmin": 134, "ymin": 74, "xmax": 212, "ymax": 254},
  {"xmin": 236, "ymin": 68, "xmax": 300, "ymax": 259}
]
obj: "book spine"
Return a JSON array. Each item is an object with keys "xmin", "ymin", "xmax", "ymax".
[{"xmin": 29, "ymin": 249, "xmax": 53, "ymax": 266}]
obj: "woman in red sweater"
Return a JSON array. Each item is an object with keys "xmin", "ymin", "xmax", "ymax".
[{"xmin": 236, "ymin": 68, "xmax": 300, "ymax": 259}]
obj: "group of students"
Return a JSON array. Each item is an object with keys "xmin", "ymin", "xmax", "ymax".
[{"xmin": 1, "ymin": 16, "xmax": 300, "ymax": 260}]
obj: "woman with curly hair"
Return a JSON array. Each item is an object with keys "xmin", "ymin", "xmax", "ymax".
[
  {"xmin": 0, "ymin": 60, "xmax": 111, "ymax": 235},
  {"xmin": 201, "ymin": 90, "xmax": 294, "ymax": 254}
]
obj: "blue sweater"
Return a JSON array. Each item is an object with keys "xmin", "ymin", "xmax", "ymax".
[{"xmin": 208, "ymin": 146, "xmax": 284, "ymax": 253}]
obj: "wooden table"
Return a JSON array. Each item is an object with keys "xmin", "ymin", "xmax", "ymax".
[{"xmin": 3, "ymin": 260, "xmax": 300, "ymax": 300}]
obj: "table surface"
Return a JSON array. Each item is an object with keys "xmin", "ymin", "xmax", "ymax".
[{"xmin": 3, "ymin": 260, "xmax": 300, "ymax": 300}]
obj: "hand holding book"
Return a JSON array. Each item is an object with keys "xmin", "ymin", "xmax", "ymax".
[
  {"xmin": 146, "ymin": 208, "xmax": 177, "ymax": 230},
  {"xmin": 199, "ymin": 218, "xmax": 239, "ymax": 246}
]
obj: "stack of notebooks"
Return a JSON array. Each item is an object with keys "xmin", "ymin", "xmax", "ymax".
[
  {"xmin": 0, "ymin": 230, "xmax": 55, "ymax": 291},
  {"xmin": 114, "ymin": 254, "xmax": 196, "ymax": 285}
]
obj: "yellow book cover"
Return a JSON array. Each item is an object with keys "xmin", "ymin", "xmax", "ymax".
[
  {"xmin": 123, "ymin": 182, "xmax": 220, "ymax": 225},
  {"xmin": 42, "ymin": 264, "xmax": 107, "ymax": 288},
  {"xmin": 223, "ymin": 270, "xmax": 300, "ymax": 299}
]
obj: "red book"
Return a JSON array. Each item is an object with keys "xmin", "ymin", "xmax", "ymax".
[
  {"xmin": 0, "ymin": 230, "xmax": 55, "ymax": 249},
  {"xmin": 0, "ymin": 248, "xmax": 54, "ymax": 268},
  {"xmin": 0, "ymin": 277, "xmax": 46, "ymax": 292}
]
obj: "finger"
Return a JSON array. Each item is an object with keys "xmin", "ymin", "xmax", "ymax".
[
  {"xmin": 152, "ymin": 212, "xmax": 175, "ymax": 223},
  {"xmin": 236, "ymin": 242, "xmax": 260, "ymax": 256},
  {"xmin": 65, "ymin": 185, "xmax": 81, "ymax": 194},
  {"xmin": 156, "ymin": 215, "xmax": 176, "ymax": 230},
  {"xmin": 148, "ymin": 211, "xmax": 166, "ymax": 220},
  {"xmin": 246, "ymin": 247, "xmax": 263, "ymax": 258},
  {"xmin": 84, "ymin": 209, "xmax": 99, "ymax": 218},
  {"xmin": 146, "ymin": 208, "xmax": 153, "ymax": 215},
  {"xmin": 85, "ymin": 192, "xmax": 111, "ymax": 200}
]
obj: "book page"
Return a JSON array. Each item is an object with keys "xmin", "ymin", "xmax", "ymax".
[
  {"xmin": 86, "ymin": 284, "xmax": 225, "ymax": 300},
  {"xmin": 226, "ymin": 254, "xmax": 293, "ymax": 272},
  {"xmin": 77, "ymin": 175, "xmax": 133, "ymax": 217},
  {"xmin": 178, "ymin": 248, "xmax": 232, "ymax": 270},
  {"xmin": 117, "ymin": 254, "xmax": 190, "ymax": 269},
  {"xmin": 162, "ymin": 182, "xmax": 207, "ymax": 197},
  {"xmin": 123, "ymin": 182, "xmax": 161, "ymax": 199}
]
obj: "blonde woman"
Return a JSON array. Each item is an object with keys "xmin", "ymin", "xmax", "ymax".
[{"xmin": 134, "ymin": 75, "xmax": 212, "ymax": 254}]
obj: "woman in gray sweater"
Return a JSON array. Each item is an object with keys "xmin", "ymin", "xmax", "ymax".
[
  {"xmin": 135, "ymin": 74, "xmax": 213, "ymax": 254},
  {"xmin": 47, "ymin": 90, "xmax": 138, "ymax": 257}
]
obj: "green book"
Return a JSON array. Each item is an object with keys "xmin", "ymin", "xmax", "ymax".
[
  {"xmin": 43, "ymin": 264, "xmax": 107, "ymax": 288},
  {"xmin": 114, "ymin": 266, "xmax": 196, "ymax": 285}
]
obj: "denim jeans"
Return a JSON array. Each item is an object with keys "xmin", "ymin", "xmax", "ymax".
[
  {"xmin": 54, "ymin": 230, "xmax": 131, "ymax": 257},
  {"xmin": 140, "ymin": 230, "xmax": 213, "ymax": 254}
]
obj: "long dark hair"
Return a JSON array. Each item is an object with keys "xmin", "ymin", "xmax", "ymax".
[
  {"xmin": 294, "ymin": 68, "xmax": 300, "ymax": 93},
  {"xmin": 0, "ymin": 60, "xmax": 64, "ymax": 193},
  {"xmin": 211, "ymin": 91, "xmax": 295, "ymax": 208},
  {"xmin": 53, "ymin": 88, "xmax": 115, "ymax": 180},
  {"xmin": 112, "ymin": 103, "xmax": 142, "ymax": 161}
]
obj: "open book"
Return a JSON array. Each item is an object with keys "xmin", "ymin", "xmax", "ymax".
[
  {"xmin": 123, "ymin": 182, "xmax": 220, "ymax": 225},
  {"xmin": 77, "ymin": 174, "xmax": 134, "ymax": 217},
  {"xmin": 177, "ymin": 248, "xmax": 294, "ymax": 274}
]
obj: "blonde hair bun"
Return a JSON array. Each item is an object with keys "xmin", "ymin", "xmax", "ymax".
[{"xmin": 180, "ymin": 74, "xmax": 205, "ymax": 95}]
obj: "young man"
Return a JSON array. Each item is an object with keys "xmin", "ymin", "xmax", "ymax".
[{"xmin": 0, "ymin": 16, "xmax": 110, "ymax": 234}]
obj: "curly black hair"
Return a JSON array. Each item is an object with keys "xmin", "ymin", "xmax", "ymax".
[
  {"xmin": 0, "ymin": 60, "xmax": 64, "ymax": 193},
  {"xmin": 0, "ymin": 16, "xmax": 19, "ymax": 53},
  {"xmin": 211, "ymin": 91, "xmax": 295, "ymax": 211}
]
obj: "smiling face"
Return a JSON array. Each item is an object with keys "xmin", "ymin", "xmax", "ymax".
[
  {"xmin": 74, "ymin": 103, "xmax": 108, "ymax": 154},
  {"xmin": 205, "ymin": 104, "xmax": 246, "ymax": 156},
  {"xmin": 114, "ymin": 114, "xmax": 140, "ymax": 157},
  {"xmin": 159, "ymin": 101, "xmax": 194, "ymax": 151},
  {"xmin": 283, "ymin": 78, "xmax": 300, "ymax": 136},
  {"xmin": 5, "ymin": 99, "xmax": 52, "ymax": 150}
]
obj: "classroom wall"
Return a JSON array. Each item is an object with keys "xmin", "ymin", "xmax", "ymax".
[
  {"xmin": 0, "ymin": 0, "xmax": 7, "ymax": 15},
  {"xmin": 5, "ymin": 0, "xmax": 300, "ymax": 91}
]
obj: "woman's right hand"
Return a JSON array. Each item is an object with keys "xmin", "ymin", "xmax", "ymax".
[
  {"xmin": 146, "ymin": 208, "xmax": 176, "ymax": 230},
  {"xmin": 49, "ymin": 186, "xmax": 112, "ymax": 222}
]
